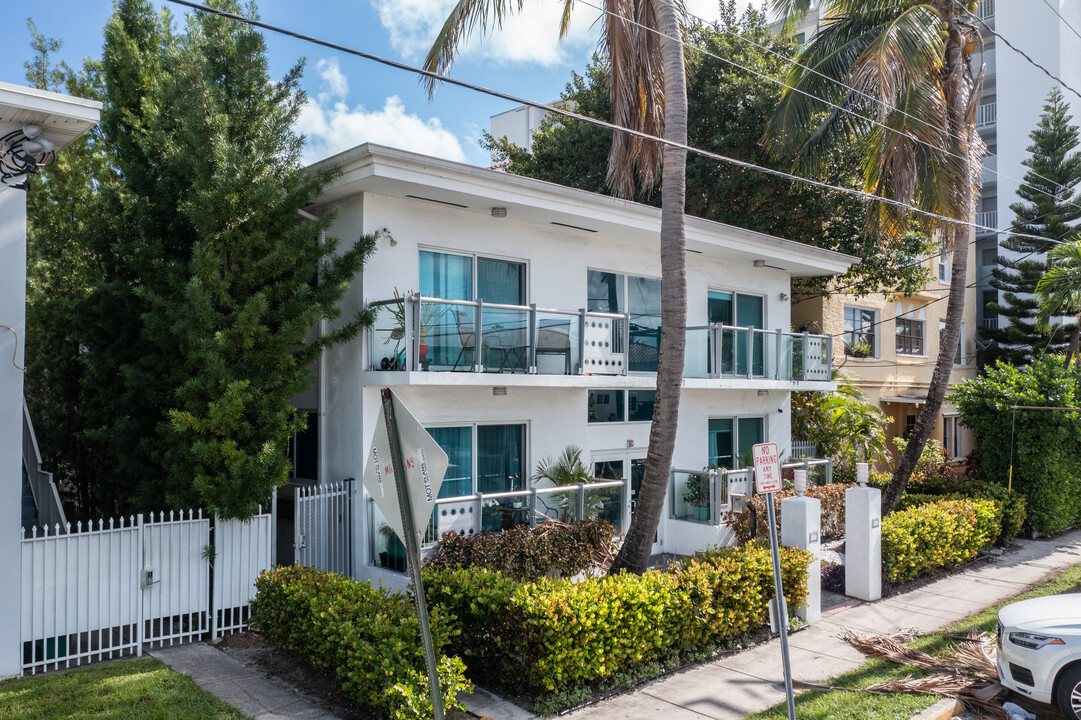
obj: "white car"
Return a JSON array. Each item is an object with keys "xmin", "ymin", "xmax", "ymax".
[{"xmin": 997, "ymin": 593, "xmax": 1081, "ymax": 719}]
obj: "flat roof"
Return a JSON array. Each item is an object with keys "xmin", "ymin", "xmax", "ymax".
[
  {"xmin": 0, "ymin": 81, "xmax": 101, "ymax": 154},
  {"xmin": 308, "ymin": 143, "xmax": 859, "ymax": 279}
]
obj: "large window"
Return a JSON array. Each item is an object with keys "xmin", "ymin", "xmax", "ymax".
[
  {"xmin": 895, "ymin": 317, "xmax": 925, "ymax": 356},
  {"xmin": 844, "ymin": 307, "xmax": 877, "ymax": 358},
  {"xmin": 709, "ymin": 291, "xmax": 764, "ymax": 376},
  {"xmin": 426, "ymin": 424, "xmax": 526, "ymax": 498},
  {"xmin": 588, "ymin": 270, "xmax": 661, "ymax": 372},
  {"xmin": 943, "ymin": 415, "xmax": 962, "ymax": 461},
  {"xmin": 588, "ymin": 389, "xmax": 655, "ymax": 423},
  {"xmin": 708, "ymin": 417, "xmax": 765, "ymax": 469}
]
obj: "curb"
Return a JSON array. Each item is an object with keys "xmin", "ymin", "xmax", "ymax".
[{"xmin": 908, "ymin": 697, "xmax": 965, "ymax": 720}]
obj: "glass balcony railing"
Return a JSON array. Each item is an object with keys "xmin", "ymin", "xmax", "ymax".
[{"xmin": 683, "ymin": 325, "xmax": 833, "ymax": 382}]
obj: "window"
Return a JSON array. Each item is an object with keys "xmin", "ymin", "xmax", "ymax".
[
  {"xmin": 904, "ymin": 415, "xmax": 917, "ymax": 440},
  {"xmin": 843, "ymin": 306, "xmax": 877, "ymax": 357},
  {"xmin": 588, "ymin": 389, "xmax": 655, "ymax": 423},
  {"xmin": 709, "ymin": 291, "xmax": 765, "ymax": 376},
  {"xmin": 938, "ymin": 253, "xmax": 950, "ymax": 283},
  {"xmin": 426, "ymin": 424, "xmax": 526, "ymax": 498},
  {"xmin": 981, "ymin": 247, "xmax": 998, "ymax": 267},
  {"xmin": 287, "ymin": 412, "xmax": 319, "ymax": 481},
  {"xmin": 708, "ymin": 417, "xmax": 765, "ymax": 470},
  {"xmin": 895, "ymin": 317, "xmax": 925, "ymax": 356},
  {"xmin": 588, "ymin": 270, "xmax": 661, "ymax": 372},
  {"xmin": 420, "ymin": 250, "xmax": 526, "ymax": 304},
  {"xmin": 939, "ymin": 320, "xmax": 963, "ymax": 365},
  {"xmin": 943, "ymin": 415, "xmax": 962, "ymax": 461}
]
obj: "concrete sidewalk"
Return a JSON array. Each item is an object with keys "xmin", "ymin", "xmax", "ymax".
[
  {"xmin": 150, "ymin": 642, "xmax": 341, "ymax": 720},
  {"xmin": 561, "ymin": 529, "xmax": 1081, "ymax": 720}
]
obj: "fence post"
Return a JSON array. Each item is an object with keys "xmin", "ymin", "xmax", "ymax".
[
  {"xmin": 270, "ymin": 488, "xmax": 277, "ymax": 568},
  {"xmin": 781, "ymin": 471, "xmax": 821, "ymax": 622},
  {"xmin": 622, "ymin": 477, "xmax": 632, "ymax": 535},
  {"xmin": 136, "ymin": 513, "xmax": 144, "ymax": 656},
  {"xmin": 529, "ymin": 488, "xmax": 538, "ymax": 529},
  {"xmin": 576, "ymin": 483, "xmax": 586, "ymax": 521},
  {"xmin": 529, "ymin": 303, "xmax": 538, "ymax": 373},
  {"xmin": 775, "ymin": 329, "xmax": 783, "ymax": 380},
  {"xmin": 745, "ymin": 326, "xmax": 754, "ymax": 379},
  {"xmin": 622, "ymin": 312, "xmax": 630, "ymax": 375},
  {"xmin": 474, "ymin": 299, "xmax": 484, "ymax": 373},
  {"xmin": 825, "ymin": 458, "xmax": 833, "ymax": 485},
  {"xmin": 578, "ymin": 308, "xmax": 587, "ymax": 375}
]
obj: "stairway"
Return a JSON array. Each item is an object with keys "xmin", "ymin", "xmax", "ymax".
[{"xmin": 22, "ymin": 462, "xmax": 39, "ymax": 534}]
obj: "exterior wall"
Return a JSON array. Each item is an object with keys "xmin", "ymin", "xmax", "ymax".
[
  {"xmin": 489, "ymin": 105, "xmax": 556, "ymax": 157},
  {"xmin": 0, "ymin": 187, "xmax": 26, "ymax": 677},
  {"xmin": 793, "ymin": 241, "xmax": 979, "ymax": 466}
]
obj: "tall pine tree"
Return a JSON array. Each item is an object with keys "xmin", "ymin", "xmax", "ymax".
[{"xmin": 982, "ymin": 88, "xmax": 1081, "ymax": 366}]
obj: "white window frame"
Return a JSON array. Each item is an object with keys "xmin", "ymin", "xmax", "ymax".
[
  {"xmin": 707, "ymin": 414, "xmax": 769, "ymax": 470},
  {"xmin": 417, "ymin": 246, "xmax": 531, "ymax": 304},
  {"xmin": 943, "ymin": 414, "xmax": 963, "ymax": 461},
  {"xmin": 938, "ymin": 252, "xmax": 951, "ymax": 283},
  {"xmin": 421, "ymin": 420, "xmax": 531, "ymax": 497},
  {"xmin": 895, "ymin": 316, "xmax": 926, "ymax": 357},
  {"xmin": 843, "ymin": 305, "xmax": 879, "ymax": 359},
  {"xmin": 939, "ymin": 319, "xmax": 965, "ymax": 365}
]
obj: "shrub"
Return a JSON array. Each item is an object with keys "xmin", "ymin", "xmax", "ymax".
[
  {"xmin": 881, "ymin": 498, "xmax": 1001, "ymax": 584},
  {"xmin": 424, "ymin": 544, "xmax": 810, "ymax": 692},
  {"xmin": 896, "ymin": 485, "xmax": 1027, "ymax": 544},
  {"xmin": 952, "ymin": 356, "xmax": 1081, "ymax": 534},
  {"xmin": 426, "ymin": 518, "xmax": 617, "ymax": 581},
  {"xmin": 250, "ymin": 565, "xmax": 470, "ymax": 718},
  {"xmin": 724, "ymin": 484, "xmax": 853, "ymax": 545}
]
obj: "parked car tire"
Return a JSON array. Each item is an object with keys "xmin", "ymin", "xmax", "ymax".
[{"xmin": 1057, "ymin": 664, "xmax": 1081, "ymax": 720}]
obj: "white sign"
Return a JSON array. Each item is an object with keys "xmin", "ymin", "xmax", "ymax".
[
  {"xmin": 753, "ymin": 442, "xmax": 782, "ymax": 494},
  {"xmin": 362, "ymin": 392, "xmax": 449, "ymax": 545}
]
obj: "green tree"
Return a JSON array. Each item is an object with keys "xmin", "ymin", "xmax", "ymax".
[
  {"xmin": 767, "ymin": 0, "xmax": 986, "ymax": 514},
  {"xmin": 25, "ymin": 0, "xmax": 373, "ymax": 519},
  {"xmin": 488, "ymin": 7, "xmax": 929, "ymax": 297},
  {"xmin": 983, "ymin": 88, "xmax": 1081, "ymax": 366},
  {"xmin": 426, "ymin": 0, "xmax": 689, "ymax": 574},
  {"xmin": 792, "ymin": 379, "xmax": 889, "ymax": 473},
  {"xmin": 1035, "ymin": 241, "xmax": 1081, "ymax": 367}
]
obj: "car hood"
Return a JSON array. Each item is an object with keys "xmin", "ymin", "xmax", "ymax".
[{"xmin": 999, "ymin": 593, "xmax": 1081, "ymax": 636}]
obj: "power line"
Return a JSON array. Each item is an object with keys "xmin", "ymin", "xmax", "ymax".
[
  {"xmin": 163, "ymin": 0, "xmax": 1059, "ymax": 248},
  {"xmin": 1038, "ymin": 0, "xmax": 1081, "ymax": 49}
]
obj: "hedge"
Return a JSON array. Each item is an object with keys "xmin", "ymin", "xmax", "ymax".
[
  {"xmin": 424, "ymin": 544, "xmax": 810, "ymax": 692},
  {"xmin": 896, "ymin": 484, "xmax": 1026, "ymax": 543},
  {"xmin": 881, "ymin": 498, "xmax": 1001, "ymax": 584},
  {"xmin": 724, "ymin": 484, "xmax": 852, "ymax": 545},
  {"xmin": 250, "ymin": 565, "xmax": 471, "ymax": 719},
  {"xmin": 426, "ymin": 518, "xmax": 617, "ymax": 581}
]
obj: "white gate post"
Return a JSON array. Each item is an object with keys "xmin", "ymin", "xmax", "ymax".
[
  {"xmin": 136, "ymin": 513, "xmax": 144, "ymax": 656},
  {"xmin": 845, "ymin": 463, "xmax": 882, "ymax": 601},
  {"xmin": 781, "ymin": 470, "xmax": 821, "ymax": 622}
]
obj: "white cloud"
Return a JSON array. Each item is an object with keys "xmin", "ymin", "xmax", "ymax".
[
  {"xmin": 298, "ymin": 94, "xmax": 468, "ymax": 165},
  {"xmin": 371, "ymin": 0, "xmax": 601, "ymax": 68},
  {"xmin": 316, "ymin": 58, "xmax": 348, "ymax": 99}
]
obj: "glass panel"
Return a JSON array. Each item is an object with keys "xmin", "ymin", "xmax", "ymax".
[
  {"xmin": 429, "ymin": 426, "xmax": 473, "ymax": 498},
  {"xmin": 536, "ymin": 311, "xmax": 578, "ymax": 374},
  {"xmin": 844, "ymin": 307, "xmax": 876, "ymax": 357},
  {"xmin": 477, "ymin": 425, "xmax": 524, "ymax": 493},
  {"xmin": 371, "ymin": 302, "xmax": 407, "ymax": 371},
  {"xmin": 736, "ymin": 295, "xmax": 764, "ymax": 376},
  {"xmin": 478, "ymin": 257, "xmax": 525, "ymax": 305},
  {"xmin": 627, "ymin": 390, "xmax": 655, "ymax": 422},
  {"xmin": 719, "ymin": 327, "xmax": 738, "ymax": 377},
  {"xmin": 536, "ymin": 486, "xmax": 577, "ymax": 523},
  {"xmin": 420, "ymin": 251, "xmax": 472, "ymax": 300},
  {"xmin": 588, "ymin": 390, "xmax": 624, "ymax": 423},
  {"xmin": 422, "ymin": 299, "xmax": 471, "ymax": 371},
  {"xmin": 672, "ymin": 470, "xmax": 712, "ymax": 524},
  {"xmin": 737, "ymin": 417, "xmax": 765, "ymax": 468},
  {"xmin": 708, "ymin": 291, "xmax": 733, "ymax": 324},
  {"xmin": 480, "ymin": 496, "xmax": 530, "ymax": 532},
  {"xmin": 588, "ymin": 270, "xmax": 624, "ymax": 313},
  {"xmin": 684, "ymin": 328, "xmax": 711, "ymax": 378},
  {"xmin": 480, "ymin": 307, "xmax": 529, "ymax": 372},
  {"xmin": 628, "ymin": 275, "xmax": 661, "ymax": 372},
  {"xmin": 369, "ymin": 499, "xmax": 406, "ymax": 572},
  {"xmin": 585, "ymin": 484, "xmax": 623, "ymax": 529},
  {"xmin": 709, "ymin": 418, "xmax": 734, "ymax": 469}
]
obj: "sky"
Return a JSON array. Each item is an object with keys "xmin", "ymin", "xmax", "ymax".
[{"xmin": 0, "ymin": 0, "xmax": 760, "ymax": 168}]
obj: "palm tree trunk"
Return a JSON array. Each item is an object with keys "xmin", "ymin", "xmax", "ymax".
[
  {"xmin": 1065, "ymin": 321, "xmax": 1079, "ymax": 369},
  {"xmin": 884, "ymin": 9, "xmax": 976, "ymax": 515},
  {"xmin": 610, "ymin": 2, "xmax": 687, "ymax": 574}
]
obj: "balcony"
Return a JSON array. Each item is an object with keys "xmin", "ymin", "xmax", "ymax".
[
  {"xmin": 982, "ymin": 154, "xmax": 997, "ymax": 186},
  {"xmin": 976, "ymin": 102, "xmax": 996, "ymax": 129},
  {"xmin": 977, "ymin": 0, "xmax": 994, "ymax": 21},
  {"xmin": 982, "ymin": 317, "xmax": 999, "ymax": 330},
  {"xmin": 367, "ymin": 294, "xmax": 835, "ymax": 386},
  {"xmin": 975, "ymin": 210, "xmax": 998, "ymax": 235}
]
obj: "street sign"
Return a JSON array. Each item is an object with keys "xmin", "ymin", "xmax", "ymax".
[
  {"xmin": 753, "ymin": 442, "xmax": 782, "ymax": 494},
  {"xmin": 362, "ymin": 392, "xmax": 449, "ymax": 547}
]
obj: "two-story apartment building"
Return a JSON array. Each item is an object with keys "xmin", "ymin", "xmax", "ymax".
[{"xmin": 299, "ymin": 143, "xmax": 856, "ymax": 586}]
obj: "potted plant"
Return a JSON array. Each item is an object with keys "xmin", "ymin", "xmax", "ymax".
[
  {"xmin": 377, "ymin": 523, "xmax": 407, "ymax": 572},
  {"xmin": 683, "ymin": 472, "xmax": 711, "ymax": 522}
]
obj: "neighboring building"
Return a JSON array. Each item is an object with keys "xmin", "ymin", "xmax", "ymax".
[
  {"xmin": 303, "ymin": 143, "xmax": 856, "ymax": 588},
  {"xmin": 0, "ymin": 81, "xmax": 100, "ymax": 678},
  {"xmin": 792, "ymin": 245, "xmax": 979, "ymax": 464}
]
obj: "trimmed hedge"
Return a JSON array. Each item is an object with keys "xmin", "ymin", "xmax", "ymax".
[
  {"xmin": 896, "ymin": 484, "xmax": 1027, "ymax": 544},
  {"xmin": 250, "ymin": 565, "xmax": 471, "ymax": 719},
  {"xmin": 424, "ymin": 544, "xmax": 810, "ymax": 692},
  {"xmin": 724, "ymin": 484, "xmax": 853, "ymax": 545},
  {"xmin": 881, "ymin": 498, "xmax": 1001, "ymax": 584},
  {"xmin": 426, "ymin": 518, "xmax": 617, "ymax": 581}
]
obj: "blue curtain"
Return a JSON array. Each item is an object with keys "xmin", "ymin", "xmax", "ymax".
[
  {"xmin": 420, "ymin": 251, "xmax": 472, "ymax": 300},
  {"xmin": 477, "ymin": 425, "xmax": 524, "ymax": 493},
  {"xmin": 428, "ymin": 426, "xmax": 473, "ymax": 498},
  {"xmin": 478, "ymin": 258, "xmax": 524, "ymax": 305},
  {"xmin": 628, "ymin": 275, "xmax": 661, "ymax": 372},
  {"xmin": 709, "ymin": 418, "xmax": 734, "ymax": 469}
]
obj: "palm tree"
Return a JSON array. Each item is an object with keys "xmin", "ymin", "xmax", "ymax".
[
  {"xmin": 425, "ymin": 0, "xmax": 689, "ymax": 573},
  {"xmin": 765, "ymin": 0, "xmax": 985, "ymax": 513},
  {"xmin": 1035, "ymin": 241, "xmax": 1081, "ymax": 367}
]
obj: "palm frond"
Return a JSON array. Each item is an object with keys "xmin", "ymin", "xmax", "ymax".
[{"xmin": 422, "ymin": 0, "xmax": 525, "ymax": 97}]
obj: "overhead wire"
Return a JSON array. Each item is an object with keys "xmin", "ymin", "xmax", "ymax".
[{"xmin": 1037, "ymin": 0, "xmax": 1081, "ymax": 46}]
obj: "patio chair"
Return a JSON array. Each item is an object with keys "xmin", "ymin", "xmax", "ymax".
[
  {"xmin": 536, "ymin": 318, "xmax": 572, "ymax": 374},
  {"xmin": 451, "ymin": 309, "xmax": 476, "ymax": 371}
]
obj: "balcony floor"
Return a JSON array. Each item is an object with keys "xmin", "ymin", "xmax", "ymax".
[{"xmin": 361, "ymin": 370, "xmax": 837, "ymax": 392}]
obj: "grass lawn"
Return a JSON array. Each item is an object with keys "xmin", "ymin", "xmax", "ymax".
[
  {"xmin": 747, "ymin": 561, "xmax": 1081, "ymax": 720},
  {"xmin": 0, "ymin": 657, "xmax": 250, "ymax": 720}
]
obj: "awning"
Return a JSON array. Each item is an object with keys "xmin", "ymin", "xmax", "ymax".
[{"xmin": 881, "ymin": 396, "xmax": 926, "ymax": 405}]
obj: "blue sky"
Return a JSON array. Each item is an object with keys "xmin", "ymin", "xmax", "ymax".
[{"xmin": 1, "ymin": 0, "xmax": 757, "ymax": 168}]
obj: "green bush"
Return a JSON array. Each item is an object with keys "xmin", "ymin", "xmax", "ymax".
[
  {"xmin": 952, "ymin": 356, "xmax": 1081, "ymax": 534},
  {"xmin": 895, "ymin": 485, "xmax": 1026, "ymax": 544},
  {"xmin": 424, "ymin": 544, "xmax": 810, "ymax": 692},
  {"xmin": 250, "ymin": 565, "xmax": 471, "ymax": 718},
  {"xmin": 426, "ymin": 518, "xmax": 616, "ymax": 581},
  {"xmin": 724, "ymin": 484, "xmax": 853, "ymax": 545},
  {"xmin": 881, "ymin": 499, "xmax": 1001, "ymax": 584}
]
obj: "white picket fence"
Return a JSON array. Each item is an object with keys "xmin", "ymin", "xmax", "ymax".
[
  {"xmin": 294, "ymin": 480, "xmax": 353, "ymax": 576},
  {"xmin": 20, "ymin": 507, "xmax": 274, "ymax": 675}
]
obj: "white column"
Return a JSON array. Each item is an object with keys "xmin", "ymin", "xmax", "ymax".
[
  {"xmin": 0, "ymin": 187, "xmax": 27, "ymax": 677},
  {"xmin": 781, "ymin": 470, "xmax": 821, "ymax": 622},
  {"xmin": 845, "ymin": 463, "xmax": 881, "ymax": 601}
]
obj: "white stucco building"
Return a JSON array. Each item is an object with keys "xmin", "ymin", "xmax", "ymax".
[
  {"xmin": 298, "ymin": 143, "xmax": 856, "ymax": 588},
  {"xmin": 0, "ymin": 82, "xmax": 99, "ymax": 677}
]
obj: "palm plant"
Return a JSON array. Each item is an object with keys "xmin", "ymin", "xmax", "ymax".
[
  {"xmin": 426, "ymin": 0, "xmax": 689, "ymax": 572},
  {"xmin": 1035, "ymin": 241, "xmax": 1081, "ymax": 368},
  {"xmin": 532, "ymin": 446, "xmax": 592, "ymax": 486},
  {"xmin": 766, "ymin": 0, "xmax": 986, "ymax": 513}
]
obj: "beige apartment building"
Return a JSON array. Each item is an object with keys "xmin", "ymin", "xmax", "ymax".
[{"xmin": 792, "ymin": 245, "xmax": 978, "ymax": 466}]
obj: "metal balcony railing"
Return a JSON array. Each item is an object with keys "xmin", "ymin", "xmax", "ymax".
[
  {"xmin": 683, "ymin": 324, "xmax": 834, "ymax": 382},
  {"xmin": 975, "ymin": 210, "xmax": 998, "ymax": 234},
  {"xmin": 976, "ymin": 102, "xmax": 996, "ymax": 128},
  {"xmin": 977, "ymin": 0, "xmax": 994, "ymax": 20}
]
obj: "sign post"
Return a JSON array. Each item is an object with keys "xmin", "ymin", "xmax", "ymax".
[
  {"xmin": 363, "ymin": 388, "xmax": 449, "ymax": 720},
  {"xmin": 753, "ymin": 442, "xmax": 796, "ymax": 720}
]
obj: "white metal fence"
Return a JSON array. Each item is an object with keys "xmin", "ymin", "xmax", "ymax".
[
  {"xmin": 20, "ymin": 507, "xmax": 273, "ymax": 675},
  {"xmin": 295, "ymin": 480, "xmax": 353, "ymax": 576}
]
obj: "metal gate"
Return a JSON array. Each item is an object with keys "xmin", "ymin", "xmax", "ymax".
[{"xmin": 295, "ymin": 480, "xmax": 354, "ymax": 575}]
